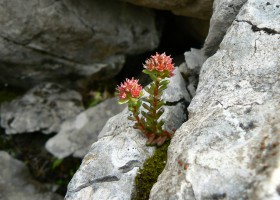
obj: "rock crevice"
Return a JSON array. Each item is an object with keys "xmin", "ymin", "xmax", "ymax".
[{"xmin": 236, "ymin": 20, "xmax": 280, "ymax": 35}]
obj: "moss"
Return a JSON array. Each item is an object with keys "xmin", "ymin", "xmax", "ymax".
[{"xmin": 133, "ymin": 141, "xmax": 170, "ymax": 200}]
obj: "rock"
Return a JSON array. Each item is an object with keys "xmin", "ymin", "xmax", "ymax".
[
  {"xmin": 184, "ymin": 48, "xmax": 207, "ymax": 74},
  {"xmin": 0, "ymin": 83, "xmax": 84, "ymax": 134},
  {"xmin": 45, "ymin": 97, "xmax": 126, "ymax": 159},
  {"xmin": 179, "ymin": 48, "xmax": 207, "ymax": 98},
  {"xmin": 122, "ymin": 0, "xmax": 214, "ymax": 19},
  {"xmin": 0, "ymin": 0, "xmax": 159, "ymax": 89},
  {"xmin": 203, "ymin": 0, "xmax": 247, "ymax": 57},
  {"xmin": 162, "ymin": 68, "xmax": 191, "ymax": 103},
  {"xmin": 65, "ymin": 68, "xmax": 190, "ymax": 199},
  {"xmin": 150, "ymin": 0, "xmax": 280, "ymax": 199},
  {"xmin": 0, "ymin": 55, "xmax": 125, "ymax": 90},
  {"xmin": 0, "ymin": 151, "xmax": 63, "ymax": 200}
]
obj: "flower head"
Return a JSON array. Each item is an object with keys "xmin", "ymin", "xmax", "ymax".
[
  {"xmin": 116, "ymin": 78, "xmax": 143, "ymax": 103},
  {"xmin": 143, "ymin": 52, "xmax": 175, "ymax": 78}
]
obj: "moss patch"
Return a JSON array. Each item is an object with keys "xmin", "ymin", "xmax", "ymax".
[{"xmin": 133, "ymin": 141, "xmax": 170, "ymax": 200}]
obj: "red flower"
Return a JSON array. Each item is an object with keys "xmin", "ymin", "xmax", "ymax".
[
  {"xmin": 144, "ymin": 52, "xmax": 175, "ymax": 77},
  {"xmin": 117, "ymin": 78, "xmax": 142, "ymax": 102}
]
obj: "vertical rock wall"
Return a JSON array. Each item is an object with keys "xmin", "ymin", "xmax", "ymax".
[{"xmin": 150, "ymin": 0, "xmax": 280, "ymax": 199}]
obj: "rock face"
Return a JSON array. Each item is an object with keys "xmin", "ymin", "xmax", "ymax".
[
  {"xmin": 122, "ymin": 0, "xmax": 214, "ymax": 19},
  {"xmin": 45, "ymin": 97, "xmax": 126, "ymax": 159},
  {"xmin": 150, "ymin": 0, "xmax": 280, "ymax": 199},
  {"xmin": 179, "ymin": 48, "xmax": 207, "ymax": 98},
  {"xmin": 65, "ymin": 68, "xmax": 190, "ymax": 199},
  {"xmin": 0, "ymin": 83, "xmax": 84, "ymax": 134},
  {"xmin": 203, "ymin": 0, "xmax": 247, "ymax": 57},
  {"xmin": 0, "ymin": 151, "xmax": 63, "ymax": 200},
  {"xmin": 0, "ymin": 0, "xmax": 159, "ymax": 89}
]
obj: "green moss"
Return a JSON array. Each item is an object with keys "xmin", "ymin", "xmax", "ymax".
[{"xmin": 133, "ymin": 141, "xmax": 170, "ymax": 200}]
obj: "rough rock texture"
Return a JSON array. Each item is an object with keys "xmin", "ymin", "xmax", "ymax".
[
  {"xmin": 179, "ymin": 48, "xmax": 207, "ymax": 98},
  {"xmin": 122, "ymin": 0, "xmax": 214, "ymax": 19},
  {"xmin": 150, "ymin": 0, "xmax": 280, "ymax": 199},
  {"xmin": 0, "ymin": 151, "xmax": 63, "ymax": 200},
  {"xmin": 45, "ymin": 97, "xmax": 126, "ymax": 159},
  {"xmin": 0, "ymin": 83, "xmax": 84, "ymax": 134},
  {"xmin": 0, "ymin": 0, "xmax": 159, "ymax": 89},
  {"xmin": 203, "ymin": 0, "xmax": 247, "ymax": 57},
  {"xmin": 65, "ymin": 68, "xmax": 190, "ymax": 200}
]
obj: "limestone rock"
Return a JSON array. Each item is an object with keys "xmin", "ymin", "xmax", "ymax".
[
  {"xmin": 65, "ymin": 68, "xmax": 190, "ymax": 200},
  {"xmin": 203, "ymin": 0, "xmax": 247, "ymax": 57},
  {"xmin": 0, "ymin": 55, "xmax": 125, "ymax": 90},
  {"xmin": 179, "ymin": 48, "xmax": 207, "ymax": 98},
  {"xmin": 0, "ymin": 83, "xmax": 84, "ymax": 134},
  {"xmin": 45, "ymin": 97, "xmax": 126, "ymax": 159},
  {"xmin": 0, "ymin": 0, "xmax": 159, "ymax": 89},
  {"xmin": 121, "ymin": 0, "xmax": 214, "ymax": 19},
  {"xmin": 150, "ymin": 0, "xmax": 280, "ymax": 199},
  {"xmin": 0, "ymin": 151, "xmax": 63, "ymax": 200}
]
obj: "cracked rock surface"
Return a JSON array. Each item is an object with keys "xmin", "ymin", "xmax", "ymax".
[
  {"xmin": 0, "ymin": 83, "xmax": 84, "ymax": 134},
  {"xmin": 65, "ymin": 68, "xmax": 190, "ymax": 200},
  {"xmin": 150, "ymin": 0, "xmax": 280, "ymax": 199},
  {"xmin": 203, "ymin": 0, "xmax": 248, "ymax": 57},
  {"xmin": 45, "ymin": 97, "xmax": 126, "ymax": 159},
  {"xmin": 0, "ymin": 151, "xmax": 63, "ymax": 200},
  {"xmin": 0, "ymin": 0, "xmax": 159, "ymax": 89}
]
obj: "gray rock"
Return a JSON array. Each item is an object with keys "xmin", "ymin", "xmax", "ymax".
[
  {"xmin": 162, "ymin": 68, "xmax": 191, "ymax": 103},
  {"xmin": 0, "ymin": 0, "xmax": 159, "ymax": 89},
  {"xmin": 0, "ymin": 83, "xmax": 84, "ymax": 134},
  {"xmin": 179, "ymin": 48, "xmax": 206, "ymax": 98},
  {"xmin": 65, "ymin": 68, "xmax": 190, "ymax": 200},
  {"xmin": 0, "ymin": 55, "xmax": 125, "ymax": 90},
  {"xmin": 122, "ymin": 0, "xmax": 214, "ymax": 19},
  {"xmin": 184, "ymin": 48, "xmax": 207, "ymax": 74},
  {"xmin": 203, "ymin": 0, "xmax": 247, "ymax": 57},
  {"xmin": 150, "ymin": 0, "xmax": 280, "ymax": 199},
  {"xmin": 45, "ymin": 97, "xmax": 126, "ymax": 159},
  {"xmin": 0, "ymin": 151, "xmax": 63, "ymax": 200}
]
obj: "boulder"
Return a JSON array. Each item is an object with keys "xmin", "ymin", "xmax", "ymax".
[
  {"xmin": 179, "ymin": 48, "xmax": 207, "ymax": 98},
  {"xmin": 0, "ymin": 151, "xmax": 63, "ymax": 200},
  {"xmin": 45, "ymin": 97, "xmax": 126, "ymax": 159},
  {"xmin": 121, "ymin": 0, "xmax": 214, "ymax": 19},
  {"xmin": 0, "ymin": 83, "xmax": 84, "ymax": 134},
  {"xmin": 150, "ymin": 0, "xmax": 280, "ymax": 199},
  {"xmin": 203, "ymin": 0, "xmax": 247, "ymax": 57},
  {"xmin": 0, "ymin": 0, "xmax": 159, "ymax": 89},
  {"xmin": 65, "ymin": 68, "xmax": 190, "ymax": 199}
]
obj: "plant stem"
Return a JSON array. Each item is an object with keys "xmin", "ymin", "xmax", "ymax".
[{"xmin": 132, "ymin": 105, "xmax": 149, "ymax": 137}]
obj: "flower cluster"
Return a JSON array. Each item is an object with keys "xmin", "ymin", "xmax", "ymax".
[
  {"xmin": 143, "ymin": 52, "xmax": 175, "ymax": 78},
  {"xmin": 117, "ymin": 78, "xmax": 143, "ymax": 104},
  {"xmin": 116, "ymin": 52, "xmax": 175, "ymax": 146}
]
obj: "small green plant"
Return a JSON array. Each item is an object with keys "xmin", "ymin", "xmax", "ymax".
[
  {"xmin": 116, "ymin": 53, "xmax": 175, "ymax": 146},
  {"xmin": 51, "ymin": 158, "xmax": 63, "ymax": 170}
]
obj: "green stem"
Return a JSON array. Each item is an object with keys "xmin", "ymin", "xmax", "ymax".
[{"xmin": 132, "ymin": 105, "xmax": 150, "ymax": 137}]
